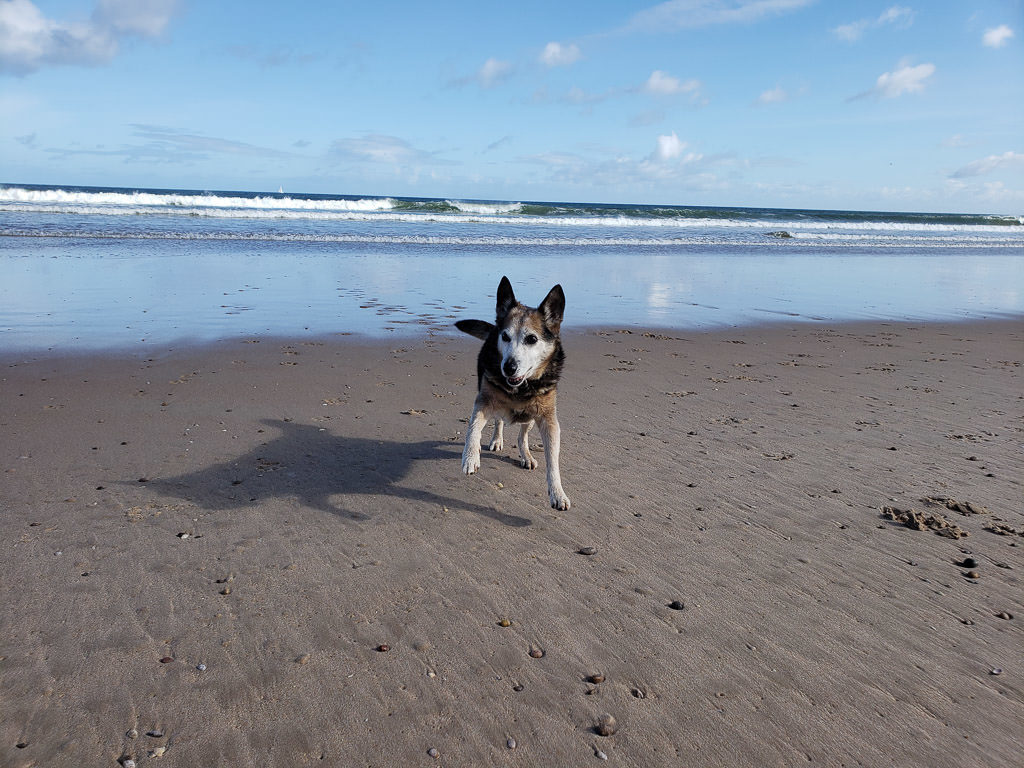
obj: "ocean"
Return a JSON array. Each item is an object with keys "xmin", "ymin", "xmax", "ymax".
[{"xmin": 1, "ymin": 183, "xmax": 1022, "ymax": 351}]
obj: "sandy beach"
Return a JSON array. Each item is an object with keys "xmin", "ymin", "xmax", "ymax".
[{"xmin": 1, "ymin": 319, "xmax": 1021, "ymax": 767}]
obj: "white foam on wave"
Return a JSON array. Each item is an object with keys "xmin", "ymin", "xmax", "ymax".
[
  {"xmin": 0, "ymin": 186, "xmax": 396, "ymax": 212},
  {"xmin": 448, "ymin": 200, "xmax": 523, "ymax": 215},
  {"xmin": 4, "ymin": 228, "xmax": 1020, "ymax": 249}
]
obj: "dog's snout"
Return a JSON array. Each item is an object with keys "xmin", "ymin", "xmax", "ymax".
[{"xmin": 503, "ymin": 359, "xmax": 519, "ymax": 376}]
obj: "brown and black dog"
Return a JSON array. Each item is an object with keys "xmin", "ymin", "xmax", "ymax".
[{"xmin": 456, "ymin": 276, "xmax": 569, "ymax": 510}]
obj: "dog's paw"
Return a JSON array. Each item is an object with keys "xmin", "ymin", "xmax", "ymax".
[
  {"xmin": 488, "ymin": 436, "xmax": 504, "ymax": 452},
  {"xmin": 549, "ymin": 488, "xmax": 570, "ymax": 510},
  {"xmin": 462, "ymin": 454, "xmax": 480, "ymax": 475},
  {"xmin": 520, "ymin": 453, "xmax": 537, "ymax": 470}
]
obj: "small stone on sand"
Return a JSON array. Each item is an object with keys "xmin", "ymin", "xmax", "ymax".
[
  {"xmin": 498, "ymin": 618, "xmax": 512, "ymax": 627},
  {"xmin": 529, "ymin": 645, "xmax": 545, "ymax": 658},
  {"xmin": 596, "ymin": 713, "xmax": 618, "ymax": 736},
  {"xmin": 428, "ymin": 747, "xmax": 440, "ymax": 759},
  {"xmin": 668, "ymin": 600, "xmax": 685, "ymax": 610},
  {"xmin": 159, "ymin": 657, "xmax": 173, "ymax": 664},
  {"xmin": 589, "ymin": 673, "xmax": 605, "ymax": 684},
  {"xmin": 296, "ymin": 654, "xmax": 310, "ymax": 665},
  {"xmin": 507, "ymin": 737, "xmax": 517, "ymax": 749},
  {"xmin": 579, "ymin": 546, "xmax": 597, "ymax": 555},
  {"xmin": 965, "ymin": 570, "xmax": 980, "ymax": 579},
  {"xmin": 997, "ymin": 611, "xmax": 1013, "ymax": 620},
  {"xmin": 126, "ymin": 729, "xmax": 138, "ymax": 739}
]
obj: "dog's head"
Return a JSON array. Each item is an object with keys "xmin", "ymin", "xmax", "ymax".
[{"xmin": 494, "ymin": 276, "xmax": 565, "ymax": 389}]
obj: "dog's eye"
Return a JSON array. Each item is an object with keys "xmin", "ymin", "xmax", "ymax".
[
  {"xmin": 525, "ymin": 334, "xmax": 538, "ymax": 345},
  {"xmin": 501, "ymin": 332, "xmax": 511, "ymax": 343}
]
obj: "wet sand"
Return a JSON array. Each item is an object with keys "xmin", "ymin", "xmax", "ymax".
[{"xmin": 1, "ymin": 320, "xmax": 1021, "ymax": 767}]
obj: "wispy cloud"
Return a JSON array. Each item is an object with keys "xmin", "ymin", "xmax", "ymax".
[
  {"xmin": 624, "ymin": 0, "xmax": 814, "ymax": 33},
  {"xmin": 951, "ymin": 151, "xmax": 1024, "ymax": 178},
  {"xmin": 42, "ymin": 124, "xmax": 297, "ymax": 164},
  {"xmin": 539, "ymin": 41, "xmax": 581, "ymax": 67},
  {"xmin": 519, "ymin": 132, "xmax": 718, "ymax": 189},
  {"xmin": 850, "ymin": 59, "xmax": 935, "ymax": 100},
  {"xmin": 757, "ymin": 85, "xmax": 789, "ymax": 104},
  {"xmin": 330, "ymin": 133, "xmax": 454, "ymax": 166},
  {"xmin": 643, "ymin": 70, "xmax": 702, "ymax": 97},
  {"xmin": 833, "ymin": 6, "xmax": 914, "ymax": 42},
  {"xmin": 0, "ymin": 0, "xmax": 181, "ymax": 75},
  {"xmin": 982, "ymin": 25, "xmax": 1014, "ymax": 48},
  {"xmin": 450, "ymin": 57, "xmax": 514, "ymax": 88}
]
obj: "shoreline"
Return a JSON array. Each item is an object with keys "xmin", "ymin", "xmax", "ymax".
[{"xmin": 1, "ymin": 319, "xmax": 1021, "ymax": 767}]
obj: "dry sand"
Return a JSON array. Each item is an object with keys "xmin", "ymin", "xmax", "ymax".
[{"xmin": 1, "ymin": 320, "xmax": 1021, "ymax": 767}]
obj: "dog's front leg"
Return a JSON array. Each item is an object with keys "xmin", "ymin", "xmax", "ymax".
[
  {"xmin": 488, "ymin": 418, "xmax": 504, "ymax": 452},
  {"xmin": 538, "ymin": 414, "xmax": 569, "ymax": 510},
  {"xmin": 462, "ymin": 398, "xmax": 488, "ymax": 475},
  {"xmin": 518, "ymin": 420, "xmax": 537, "ymax": 470}
]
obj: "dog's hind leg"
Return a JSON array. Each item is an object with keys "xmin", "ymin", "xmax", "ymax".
[
  {"xmin": 462, "ymin": 398, "xmax": 488, "ymax": 475},
  {"xmin": 538, "ymin": 415, "xmax": 570, "ymax": 510},
  {"xmin": 488, "ymin": 418, "xmax": 504, "ymax": 452},
  {"xmin": 517, "ymin": 420, "xmax": 537, "ymax": 470}
]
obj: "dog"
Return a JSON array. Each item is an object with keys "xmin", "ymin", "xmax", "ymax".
[{"xmin": 456, "ymin": 276, "xmax": 570, "ymax": 510}]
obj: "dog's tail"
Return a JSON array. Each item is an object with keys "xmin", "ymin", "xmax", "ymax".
[{"xmin": 455, "ymin": 319, "xmax": 494, "ymax": 340}]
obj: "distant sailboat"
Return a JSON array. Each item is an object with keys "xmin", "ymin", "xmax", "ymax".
[{"xmin": 277, "ymin": 186, "xmax": 284, "ymax": 194}]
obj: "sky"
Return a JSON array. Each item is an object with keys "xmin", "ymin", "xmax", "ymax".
[{"xmin": 1, "ymin": 0, "xmax": 1022, "ymax": 213}]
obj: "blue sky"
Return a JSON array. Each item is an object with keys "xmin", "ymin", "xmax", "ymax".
[{"xmin": 1, "ymin": 0, "xmax": 1022, "ymax": 213}]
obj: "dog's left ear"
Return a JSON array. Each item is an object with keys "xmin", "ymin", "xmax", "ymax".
[{"xmin": 539, "ymin": 284, "xmax": 565, "ymax": 334}]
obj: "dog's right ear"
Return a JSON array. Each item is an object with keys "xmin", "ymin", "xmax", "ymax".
[{"xmin": 496, "ymin": 276, "xmax": 516, "ymax": 320}]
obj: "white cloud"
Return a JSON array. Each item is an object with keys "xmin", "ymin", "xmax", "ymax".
[
  {"xmin": 540, "ymin": 41, "xmax": 581, "ymax": 67},
  {"xmin": 758, "ymin": 85, "xmax": 788, "ymax": 104},
  {"xmin": 655, "ymin": 132, "xmax": 686, "ymax": 160},
  {"xmin": 644, "ymin": 70, "xmax": 701, "ymax": 96},
  {"xmin": 982, "ymin": 25, "xmax": 1014, "ymax": 48},
  {"xmin": 951, "ymin": 151, "xmax": 1024, "ymax": 178},
  {"xmin": 874, "ymin": 61, "xmax": 934, "ymax": 97},
  {"xmin": 625, "ymin": 0, "xmax": 814, "ymax": 33},
  {"xmin": 834, "ymin": 5, "xmax": 914, "ymax": 42},
  {"xmin": 0, "ymin": 0, "xmax": 179, "ymax": 75}
]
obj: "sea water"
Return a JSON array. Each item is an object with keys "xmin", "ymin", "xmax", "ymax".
[{"xmin": 1, "ymin": 184, "xmax": 1021, "ymax": 351}]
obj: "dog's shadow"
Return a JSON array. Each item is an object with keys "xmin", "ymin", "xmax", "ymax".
[{"xmin": 144, "ymin": 419, "xmax": 531, "ymax": 528}]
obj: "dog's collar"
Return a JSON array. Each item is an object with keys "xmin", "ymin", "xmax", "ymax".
[{"xmin": 484, "ymin": 371, "xmax": 556, "ymax": 398}]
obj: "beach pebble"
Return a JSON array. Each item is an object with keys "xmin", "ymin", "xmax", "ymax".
[
  {"xmin": 589, "ymin": 673, "xmax": 605, "ymax": 684},
  {"xmin": 965, "ymin": 570, "xmax": 980, "ymax": 579},
  {"xmin": 668, "ymin": 600, "xmax": 685, "ymax": 610},
  {"xmin": 529, "ymin": 645, "xmax": 545, "ymax": 658},
  {"xmin": 990, "ymin": 668, "xmax": 1003, "ymax": 676},
  {"xmin": 579, "ymin": 546, "xmax": 597, "ymax": 555},
  {"xmin": 126, "ymin": 729, "xmax": 139, "ymax": 739},
  {"xmin": 377, "ymin": 644, "xmax": 390, "ymax": 653},
  {"xmin": 498, "ymin": 618, "xmax": 512, "ymax": 627},
  {"xmin": 507, "ymin": 737, "xmax": 517, "ymax": 750},
  {"xmin": 631, "ymin": 687, "xmax": 646, "ymax": 699},
  {"xmin": 997, "ymin": 612, "xmax": 1013, "ymax": 620},
  {"xmin": 121, "ymin": 760, "xmax": 136, "ymax": 768},
  {"xmin": 176, "ymin": 532, "xmax": 189, "ymax": 539},
  {"xmin": 296, "ymin": 654, "xmax": 310, "ymax": 665},
  {"xmin": 196, "ymin": 663, "xmax": 207, "ymax": 671},
  {"xmin": 220, "ymin": 587, "xmax": 232, "ymax": 595},
  {"xmin": 146, "ymin": 730, "xmax": 163, "ymax": 738},
  {"xmin": 159, "ymin": 657, "xmax": 174, "ymax": 664},
  {"xmin": 595, "ymin": 713, "xmax": 618, "ymax": 737},
  {"xmin": 149, "ymin": 746, "xmax": 166, "ymax": 758},
  {"xmin": 959, "ymin": 557, "xmax": 978, "ymax": 568},
  {"xmin": 595, "ymin": 748, "xmax": 609, "ymax": 760},
  {"xmin": 428, "ymin": 747, "xmax": 440, "ymax": 759},
  {"xmin": 513, "ymin": 684, "xmax": 524, "ymax": 692}
]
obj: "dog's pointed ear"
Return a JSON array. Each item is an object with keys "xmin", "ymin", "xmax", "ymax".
[
  {"xmin": 539, "ymin": 284, "xmax": 565, "ymax": 334},
  {"xmin": 496, "ymin": 276, "xmax": 516, "ymax": 320}
]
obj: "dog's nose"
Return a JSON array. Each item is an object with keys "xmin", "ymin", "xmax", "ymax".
[{"xmin": 503, "ymin": 359, "xmax": 518, "ymax": 376}]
